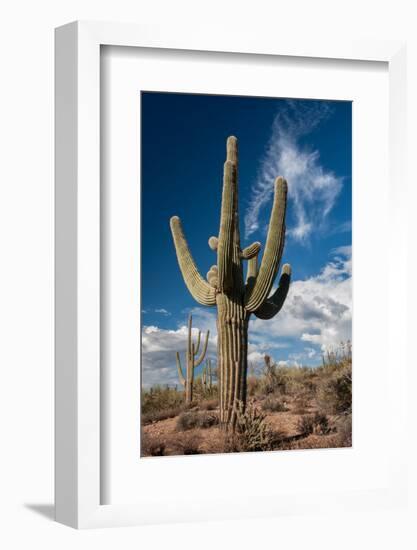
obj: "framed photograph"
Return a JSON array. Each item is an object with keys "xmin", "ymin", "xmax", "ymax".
[{"xmin": 55, "ymin": 21, "xmax": 407, "ymax": 528}]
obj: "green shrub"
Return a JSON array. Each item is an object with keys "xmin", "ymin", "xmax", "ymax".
[{"xmin": 227, "ymin": 401, "xmax": 275, "ymax": 453}]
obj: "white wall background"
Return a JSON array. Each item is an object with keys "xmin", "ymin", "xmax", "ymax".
[{"xmin": 0, "ymin": 1, "xmax": 416, "ymax": 548}]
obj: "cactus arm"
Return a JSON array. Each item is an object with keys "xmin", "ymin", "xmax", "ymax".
[
  {"xmin": 246, "ymin": 255, "xmax": 258, "ymax": 283},
  {"xmin": 254, "ymin": 264, "xmax": 291, "ymax": 320},
  {"xmin": 194, "ymin": 330, "xmax": 202, "ymax": 356},
  {"xmin": 170, "ymin": 217, "xmax": 216, "ymax": 306},
  {"xmin": 245, "ymin": 248, "xmax": 259, "ymax": 299},
  {"xmin": 190, "ymin": 344, "xmax": 196, "ymax": 378},
  {"xmin": 227, "ymin": 136, "xmax": 242, "ymax": 252},
  {"xmin": 241, "ymin": 242, "xmax": 261, "ymax": 259},
  {"xmin": 194, "ymin": 330, "xmax": 210, "ymax": 367},
  {"xmin": 176, "ymin": 352, "xmax": 185, "ymax": 386},
  {"xmin": 217, "ymin": 160, "xmax": 236, "ymax": 292},
  {"xmin": 244, "ymin": 177, "xmax": 287, "ymax": 312}
]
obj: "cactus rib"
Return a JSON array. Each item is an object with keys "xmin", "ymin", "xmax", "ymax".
[
  {"xmin": 244, "ymin": 177, "xmax": 287, "ymax": 312},
  {"xmin": 170, "ymin": 216, "xmax": 216, "ymax": 306}
]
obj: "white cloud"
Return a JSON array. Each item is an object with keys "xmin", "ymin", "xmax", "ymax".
[
  {"xmin": 244, "ymin": 100, "xmax": 343, "ymax": 243},
  {"xmin": 142, "ymin": 248, "xmax": 352, "ymax": 386},
  {"xmin": 142, "ymin": 308, "xmax": 172, "ymax": 316},
  {"xmin": 141, "ymin": 312, "xmax": 217, "ymax": 388},
  {"xmin": 250, "ymin": 246, "xmax": 351, "ymax": 356},
  {"xmin": 154, "ymin": 308, "xmax": 171, "ymax": 316}
]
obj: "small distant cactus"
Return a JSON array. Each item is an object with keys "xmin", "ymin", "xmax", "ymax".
[
  {"xmin": 176, "ymin": 314, "xmax": 209, "ymax": 403},
  {"xmin": 170, "ymin": 136, "xmax": 291, "ymax": 428},
  {"xmin": 202, "ymin": 359, "xmax": 214, "ymax": 393}
]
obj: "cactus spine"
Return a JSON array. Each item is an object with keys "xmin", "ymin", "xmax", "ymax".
[
  {"xmin": 170, "ymin": 136, "xmax": 291, "ymax": 428},
  {"xmin": 176, "ymin": 314, "xmax": 209, "ymax": 403}
]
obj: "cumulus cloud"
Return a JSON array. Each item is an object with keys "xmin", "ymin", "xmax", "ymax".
[
  {"xmin": 250, "ymin": 246, "xmax": 351, "ymax": 357},
  {"xmin": 244, "ymin": 100, "xmax": 343, "ymax": 243},
  {"xmin": 142, "ymin": 247, "xmax": 352, "ymax": 386}
]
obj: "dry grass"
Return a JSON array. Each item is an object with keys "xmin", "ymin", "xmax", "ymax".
[
  {"xmin": 170, "ymin": 432, "xmax": 203, "ymax": 455},
  {"xmin": 176, "ymin": 411, "xmax": 218, "ymax": 431},
  {"xmin": 142, "ymin": 406, "xmax": 184, "ymax": 425},
  {"xmin": 141, "ymin": 344, "xmax": 352, "ymax": 457},
  {"xmin": 261, "ymin": 396, "xmax": 289, "ymax": 413}
]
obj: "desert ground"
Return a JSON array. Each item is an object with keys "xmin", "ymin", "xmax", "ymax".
[{"xmin": 141, "ymin": 349, "xmax": 352, "ymax": 457}]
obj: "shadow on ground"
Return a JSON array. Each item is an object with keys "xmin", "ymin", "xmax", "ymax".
[{"xmin": 24, "ymin": 504, "xmax": 55, "ymax": 521}]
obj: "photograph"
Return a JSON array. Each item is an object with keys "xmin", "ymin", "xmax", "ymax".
[{"xmin": 140, "ymin": 91, "xmax": 352, "ymax": 457}]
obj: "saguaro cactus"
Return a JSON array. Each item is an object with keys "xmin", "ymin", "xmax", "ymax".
[
  {"xmin": 176, "ymin": 314, "xmax": 209, "ymax": 403},
  {"xmin": 170, "ymin": 136, "xmax": 291, "ymax": 427},
  {"xmin": 202, "ymin": 359, "xmax": 214, "ymax": 393}
]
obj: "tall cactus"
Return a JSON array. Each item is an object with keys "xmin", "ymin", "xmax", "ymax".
[
  {"xmin": 170, "ymin": 136, "xmax": 291, "ymax": 427},
  {"xmin": 176, "ymin": 314, "xmax": 209, "ymax": 403}
]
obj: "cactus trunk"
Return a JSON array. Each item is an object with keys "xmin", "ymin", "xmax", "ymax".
[{"xmin": 217, "ymin": 295, "xmax": 249, "ymax": 426}]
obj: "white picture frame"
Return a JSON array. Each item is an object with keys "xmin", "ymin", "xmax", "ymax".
[{"xmin": 55, "ymin": 21, "xmax": 407, "ymax": 529}]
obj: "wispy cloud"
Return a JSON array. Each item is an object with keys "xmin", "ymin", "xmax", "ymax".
[
  {"xmin": 154, "ymin": 308, "xmax": 171, "ymax": 316},
  {"xmin": 244, "ymin": 100, "xmax": 343, "ymax": 243},
  {"xmin": 142, "ymin": 307, "xmax": 172, "ymax": 317}
]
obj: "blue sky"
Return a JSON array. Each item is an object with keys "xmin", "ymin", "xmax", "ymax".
[{"xmin": 141, "ymin": 92, "xmax": 352, "ymax": 387}]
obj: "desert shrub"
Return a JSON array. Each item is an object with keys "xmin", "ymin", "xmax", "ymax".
[
  {"xmin": 312, "ymin": 412, "xmax": 332, "ymax": 435},
  {"xmin": 192, "ymin": 377, "xmax": 218, "ymax": 401},
  {"xmin": 297, "ymin": 413, "xmax": 333, "ymax": 437},
  {"xmin": 141, "ymin": 433, "xmax": 166, "ymax": 456},
  {"xmin": 261, "ymin": 396, "xmax": 289, "ymax": 413},
  {"xmin": 142, "ymin": 406, "xmax": 183, "ymax": 425},
  {"xmin": 247, "ymin": 376, "xmax": 260, "ymax": 397},
  {"xmin": 292, "ymin": 393, "xmax": 311, "ymax": 414},
  {"xmin": 198, "ymin": 399, "xmax": 217, "ymax": 411},
  {"xmin": 316, "ymin": 362, "xmax": 352, "ymax": 415},
  {"xmin": 335, "ymin": 414, "xmax": 352, "ymax": 447},
  {"xmin": 297, "ymin": 415, "xmax": 315, "ymax": 436},
  {"xmin": 259, "ymin": 356, "xmax": 291, "ymax": 395},
  {"xmin": 142, "ymin": 385, "xmax": 184, "ymax": 416},
  {"xmin": 227, "ymin": 401, "xmax": 275, "ymax": 452},
  {"xmin": 176, "ymin": 411, "xmax": 218, "ymax": 431},
  {"xmin": 170, "ymin": 433, "xmax": 202, "ymax": 455},
  {"xmin": 322, "ymin": 341, "xmax": 352, "ymax": 368}
]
